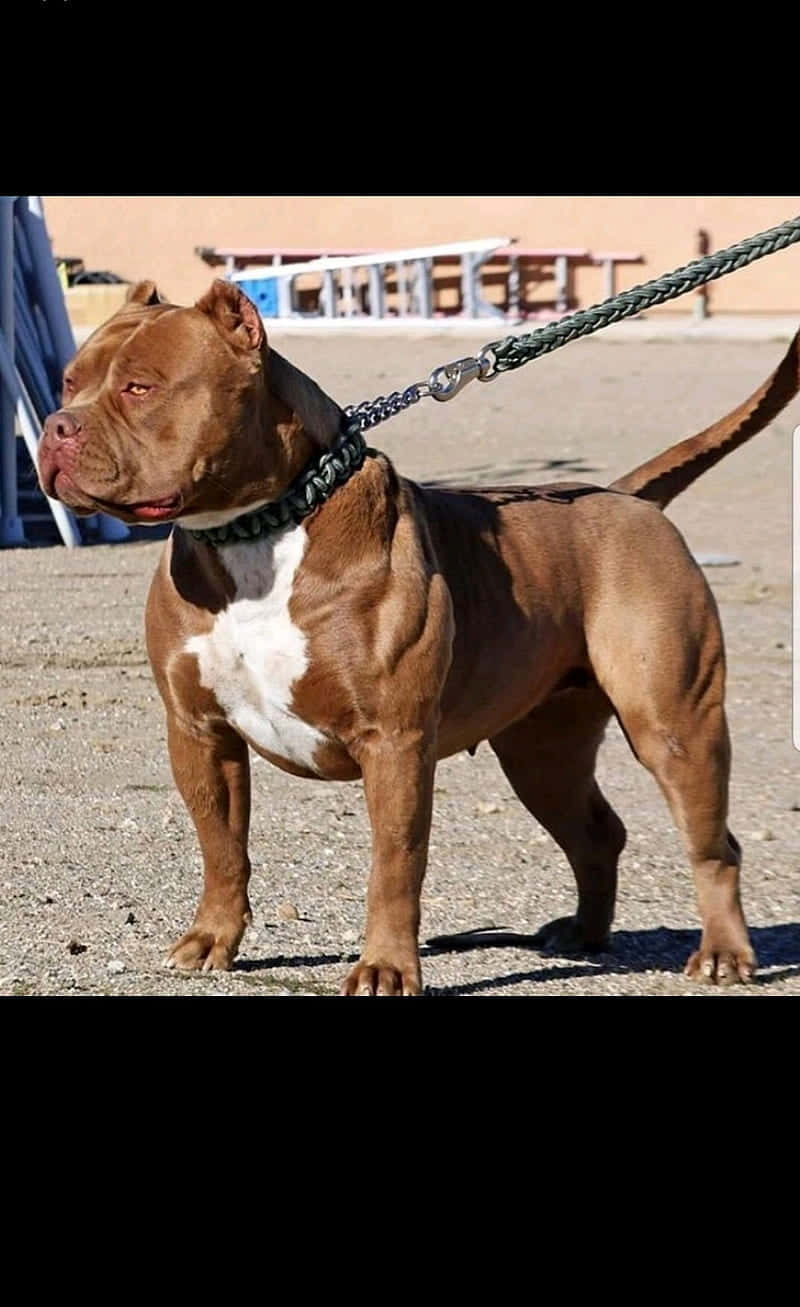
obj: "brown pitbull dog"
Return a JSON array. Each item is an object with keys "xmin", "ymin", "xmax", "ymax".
[{"xmin": 38, "ymin": 280, "xmax": 800, "ymax": 992}]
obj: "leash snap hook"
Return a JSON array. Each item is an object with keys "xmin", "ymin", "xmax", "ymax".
[{"xmin": 428, "ymin": 356, "xmax": 483, "ymax": 402}]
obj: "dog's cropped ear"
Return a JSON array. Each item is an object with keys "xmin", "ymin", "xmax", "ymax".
[
  {"xmin": 195, "ymin": 279, "xmax": 265, "ymax": 353},
  {"xmin": 125, "ymin": 280, "xmax": 166, "ymax": 307}
]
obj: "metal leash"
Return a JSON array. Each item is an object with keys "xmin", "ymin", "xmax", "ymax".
[{"xmin": 343, "ymin": 215, "xmax": 800, "ymax": 435}]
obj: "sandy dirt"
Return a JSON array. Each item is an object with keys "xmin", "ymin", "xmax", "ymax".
[{"xmin": 1, "ymin": 331, "xmax": 798, "ymax": 996}]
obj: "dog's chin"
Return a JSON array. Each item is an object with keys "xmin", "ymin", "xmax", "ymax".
[
  {"xmin": 61, "ymin": 501, "xmax": 98, "ymax": 519},
  {"xmin": 44, "ymin": 468, "xmax": 102, "ymax": 516},
  {"xmin": 51, "ymin": 471, "xmax": 185, "ymax": 524}
]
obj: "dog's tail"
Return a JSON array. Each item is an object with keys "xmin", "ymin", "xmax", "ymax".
[{"xmin": 610, "ymin": 328, "xmax": 800, "ymax": 509}]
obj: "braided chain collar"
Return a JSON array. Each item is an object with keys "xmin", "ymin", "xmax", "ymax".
[{"xmin": 184, "ymin": 418, "xmax": 371, "ymax": 546}]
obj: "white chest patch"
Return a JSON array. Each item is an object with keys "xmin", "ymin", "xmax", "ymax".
[{"xmin": 185, "ymin": 523, "xmax": 325, "ymax": 771}]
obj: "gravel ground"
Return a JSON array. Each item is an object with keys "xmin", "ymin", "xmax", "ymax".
[{"xmin": 1, "ymin": 332, "xmax": 799, "ymax": 997}]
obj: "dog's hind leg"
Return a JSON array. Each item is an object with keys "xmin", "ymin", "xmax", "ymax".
[
  {"xmin": 588, "ymin": 578, "xmax": 756, "ymax": 984},
  {"xmin": 490, "ymin": 685, "xmax": 626, "ymax": 953}
]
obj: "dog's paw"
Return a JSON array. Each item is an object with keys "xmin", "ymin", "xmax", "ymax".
[
  {"xmin": 166, "ymin": 903, "xmax": 251, "ymax": 974},
  {"xmin": 684, "ymin": 943, "xmax": 756, "ymax": 985},
  {"xmin": 340, "ymin": 958, "xmax": 422, "ymax": 996},
  {"xmin": 166, "ymin": 928, "xmax": 239, "ymax": 972},
  {"xmin": 531, "ymin": 915, "xmax": 610, "ymax": 956}
]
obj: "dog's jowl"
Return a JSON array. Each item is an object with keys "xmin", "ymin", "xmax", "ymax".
[{"xmin": 38, "ymin": 278, "xmax": 800, "ymax": 991}]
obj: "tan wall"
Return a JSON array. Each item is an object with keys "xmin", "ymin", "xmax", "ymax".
[{"xmin": 41, "ymin": 195, "xmax": 800, "ymax": 315}]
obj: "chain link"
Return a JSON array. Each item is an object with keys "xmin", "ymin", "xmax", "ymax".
[{"xmin": 344, "ymin": 383, "xmax": 428, "ymax": 433}]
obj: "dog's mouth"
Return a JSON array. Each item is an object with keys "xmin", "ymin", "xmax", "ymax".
[
  {"xmin": 94, "ymin": 491, "xmax": 184, "ymax": 522},
  {"xmin": 45, "ymin": 465, "xmax": 184, "ymax": 523}
]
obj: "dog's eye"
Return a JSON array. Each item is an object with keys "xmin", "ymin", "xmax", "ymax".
[
  {"xmin": 63, "ymin": 375, "xmax": 75, "ymax": 395},
  {"xmin": 124, "ymin": 382, "xmax": 151, "ymax": 397}
]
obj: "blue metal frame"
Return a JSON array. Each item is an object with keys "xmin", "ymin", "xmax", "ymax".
[
  {"xmin": 0, "ymin": 195, "xmax": 24, "ymax": 544},
  {"xmin": 0, "ymin": 196, "xmax": 130, "ymax": 546}
]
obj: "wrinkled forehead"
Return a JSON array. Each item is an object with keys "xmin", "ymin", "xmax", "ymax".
[{"xmin": 68, "ymin": 304, "xmax": 223, "ymax": 382}]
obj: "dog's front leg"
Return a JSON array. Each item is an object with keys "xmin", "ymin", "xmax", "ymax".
[
  {"xmin": 165, "ymin": 714, "xmax": 252, "ymax": 973},
  {"xmin": 342, "ymin": 729, "xmax": 436, "ymax": 996}
]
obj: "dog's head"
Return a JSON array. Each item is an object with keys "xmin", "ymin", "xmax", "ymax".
[{"xmin": 37, "ymin": 279, "xmax": 319, "ymax": 529}]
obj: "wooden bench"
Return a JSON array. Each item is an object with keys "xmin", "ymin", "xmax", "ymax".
[
  {"xmin": 482, "ymin": 247, "xmax": 590, "ymax": 317},
  {"xmin": 478, "ymin": 248, "xmax": 643, "ymax": 318},
  {"xmin": 587, "ymin": 250, "xmax": 645, "ymax": 299}
]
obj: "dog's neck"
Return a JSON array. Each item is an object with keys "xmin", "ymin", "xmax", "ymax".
[
  {"xmin": 182, "ymin": 351, "xmax": 368, "ymax": 548},
  {"xmin": 268, "ymin": 348, "xmax": 342, "ymax": 450}
]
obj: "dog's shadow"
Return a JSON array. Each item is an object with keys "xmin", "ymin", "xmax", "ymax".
[{"xmin": 233, "ymin": 922, "xmax": 800, "ymax": 993}]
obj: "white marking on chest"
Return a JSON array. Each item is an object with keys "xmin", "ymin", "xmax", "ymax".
[{"xmin": 185, "ymin": 523, "xmax": 325, "ymax": 771}]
